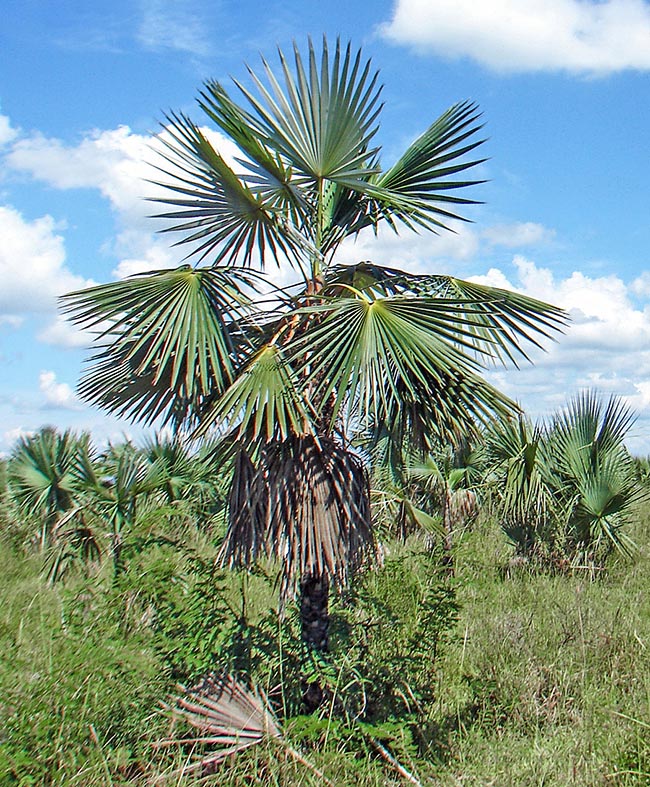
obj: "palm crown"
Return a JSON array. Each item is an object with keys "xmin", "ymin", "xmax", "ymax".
[{"xmin": 61, "ymin": 38, "xmax": 566, "ymax": 607}]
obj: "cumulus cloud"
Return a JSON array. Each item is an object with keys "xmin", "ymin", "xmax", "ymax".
[
  {"xmin": 5, "ymin": 122, "xmax": 243, "ymax": 276},
  {"xmin": 36, "ymin": 316, "xmax": 93, "ymax": 349},
  {"xmin": 0, "ymin": 113, "xmax": 18, "ymax": 147},
  {"xmin": 381, "ymin": 0, "xmax": 650, "ymax": 74},
  {"xmin": 39, "ymin": 370, "xmax": 80, "ymax": 410},
  {"xmin": 0, "ymin": 206, "xmax": 93, "ymax": 317},
  {"xmin": 7, "ymin": 125, "xmax": 156, "ymax": 216},
  {"xmin": 468, "ymin": 256, "xmax": 650, "ymax": 452},
  {"xmin": 338, "ymin": 220, "xmax": 480, "ymax": 272}
]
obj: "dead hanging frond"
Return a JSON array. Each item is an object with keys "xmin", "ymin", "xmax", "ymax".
[
  {"xmin": 220, "ymin": 435, "xmax": 376, "ymax": 601},
  {"xmin": 153, "ymin": 673, "xmax": 333, "ymax": 784},
  {"xmin": 219, "ymin": 448, "xmax": 269, "ymax": 569}
]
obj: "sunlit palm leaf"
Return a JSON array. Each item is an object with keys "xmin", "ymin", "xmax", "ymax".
[
  {"xmin": 233, "ymin": 37, "xmax": 382, "ymax": 183},
  {"xmin": 425, "ymin": 277, "xmax": 567, "ymax": 364},
  {"xmin": 287, "ymin": 294, "xmax": 525, "ymax": 432},
  {"xmin": 150, "ymin": 115, "xmax": 302, "ymax": 266},
  {"xmin": 360, "ymin": 100, "xmax": 487, "ymax": 233},
  {"xmin": 547, "ymin": 391, "xmax": 643, "ymax": 554},
  {"xmin": 550, "ymin": 390, "xmax": 637, "ymax": 475},
  {"xmin": 155, "ymin": 674, "xmax": 333, "ymax": 784},
  {"xmin": 326, "ymin": 265, "xmax": 566, "ymax": 364},
  {"xmin": 61, "ymin": 266, "xmax": 256, "ymax": 427},
  {"xmin": 198, "ymin": 80, "xmax": 308, "ymax": 215},
  {"xmin": 195, "ymin": 343, "xmax": 316, "ymax": 442}
]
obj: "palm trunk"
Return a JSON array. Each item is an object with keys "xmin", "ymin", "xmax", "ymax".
[{"xmin": 300, "ymin": 572, "xmax": 330, "ymax": 712}]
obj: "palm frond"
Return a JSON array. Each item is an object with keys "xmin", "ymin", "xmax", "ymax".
[
  {"xmin": 233, "ymin": 37, "xmax": 382, "ymax": 184},
  {"xmin": 150, "ymin": 114, "xmax": 303, "ymax": 267},
  {"xmin": 156, "ymin": 674, "xmax": 281, "ymax": 775},
  {"xmin": 155, "ymin": 674, "xmax": 334, "ymax": 784},
  {"xmin": 425, "ymin": 276, "xmax": 568, "ymax": 365},
  {"xmin": 355, "ymin": 101, "xmax": 487, "ymax": 234},
  {"xmin": 287, "ymin": 293, "xmax": 524, "ymax": 433},
  {"xmin": 61, "ymin": 266, "xmax": 256, "ymax": 428},
  {"xmin": 195, "ymin": 343, "xmax": 316, "ymax": 442}
]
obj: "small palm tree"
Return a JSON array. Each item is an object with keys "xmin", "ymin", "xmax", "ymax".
[
  {"xmin": 486, "ymin": 391, "xmax": 643, "ymax": 563},
  {"xmin": 7, "ymin": 427, "xmax": 91, "ymax": 550},
  {"xmin": 61, "ymin": 38, "xmax": 565, "ymax": 702},
  {"xmin": 548, "ymin": 390, "xmax": 641, "ymax": 558}
]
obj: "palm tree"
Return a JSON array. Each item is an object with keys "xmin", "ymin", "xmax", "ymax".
[
  {"xmin": 547, "ymin": 390, "xmax": 641, "ymax": 558},
  {"xmin": 61, "ymin": 37, "xmax": 565, "ymax": 703},
  {"xmin": 485, "ymin": 391, "xmax": 643, "ymax": 563},
  {"xmin": 7, "ymin": 427, "xmax": 91, "ymax": 550}
]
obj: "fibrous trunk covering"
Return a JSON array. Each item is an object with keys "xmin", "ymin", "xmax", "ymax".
[{"xmin": 221, "ymin": 434, "xmax": 374, "ymax": 602}]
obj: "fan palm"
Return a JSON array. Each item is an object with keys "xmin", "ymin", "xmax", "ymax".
[
  {"xmin": 485, "ymin": 391, "xmax": 643, "ymax": 562},
  {"xmin": 7, "ymin": 427, "xmax": 92, "ymax": 550},
  {"xmin": 547, "ymin": 390, "xmax": 641, "ymax": 557},
  {"xmin": 61, "ymin": 38, "xmax": 565, "ymax": 699}
]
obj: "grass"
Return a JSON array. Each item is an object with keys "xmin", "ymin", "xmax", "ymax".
[
  {"xmin": 431, "ymin": 509, "xmax": 650, "ymax": 786},
  {"xmin": 3, "ymin": 508, "xmax": 650, "ymax": 785}
]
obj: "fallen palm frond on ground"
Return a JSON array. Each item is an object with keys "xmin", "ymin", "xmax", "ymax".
[{"xmin": 153, "ymin": 673, "xmax": 334, "ymax": 784}]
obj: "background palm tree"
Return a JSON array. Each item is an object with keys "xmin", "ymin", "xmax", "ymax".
[
  {"xmin": 8, "ymin": 427, "xmax": 92, "ymax": 551},
  {"xmin": 61, "ymin": 37, "xmax": 565, "ymax": 706},
  {"xmin": 485, "ymin": 391, "xmax": 643, "ymax": 563}
]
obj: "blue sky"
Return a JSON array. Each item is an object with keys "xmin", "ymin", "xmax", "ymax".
[{"xmin": 2, "ymin": 0, "xmax": 650, "ymax": 453}]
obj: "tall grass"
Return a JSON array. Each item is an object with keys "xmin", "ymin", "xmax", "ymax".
[{"xmin": 3, "ymin": 503, "xmax": 650, "ymax": 785}]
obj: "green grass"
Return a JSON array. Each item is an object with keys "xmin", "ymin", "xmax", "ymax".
[{"xmin": 3, "ymin": 509, "xmax": 650, "ymax": 785}]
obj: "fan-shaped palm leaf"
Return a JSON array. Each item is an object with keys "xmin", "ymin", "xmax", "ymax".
[
  {"xmin": 233, "ymin": 37, "xmax": 382, "ymax": 184},
  {"xmin": 287, "ymin": 294, "xmax": 525, "ymax": 435},
  {"xmin": 195, "ymin": 343, "xmax": 316, "ymax": 443},
  {"xmin": 8, "ymin": 427, "xmax": 92, "ymax": 549},
  {"xmin": 150, "ymin": 114, "xmax": 306, "ymax": 266},
  {"xmin": 363, "ymin": 100, "xmax": 487, "ymax": 233},
  {"xmin": 61, "ymin": 266, "xmax": 257, "ymax": 427},
  {"xmin": 155, "ymin": 673, "xmax": 333, "ymax": 784}
]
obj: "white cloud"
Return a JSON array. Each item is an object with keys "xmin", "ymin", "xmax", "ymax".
[
  {"xmin": 38, "ymin": 370, "xmax": 80, "ymax": 410},
  {"xmin": 36, "ymin": 315, "xmax": 93, "ymax": 349},
  {"xmin": 468, "ymin": 257, "xmax": 650, "ymax": 452},
  {"xmin": 482, "ymin": 222, "xmax": 556, "ymax": 248},
  {"xmin": 339, "ymin": 221, "xmax": 479, "ymax": 272},
  {"xmin": 2, "ymin": 426, "xmax": 34, "ymax": 449},
  {"xmin": 7, "ymin": 126, "xmax": 155, "ymax": 216},
  {"xmin": 631, "ymin": 271, "xmax": 650, "ymax": 297},
  {"xmin": 0, "ymin": 113, "xmax": 18, "ymax": 147},
  {"xmin": 381, "ymin": 0, "xmax": 650, "ymax": 74},
  {"xmin": 0, "ymin": 206, "xmax": 93, "ymax": 317},
  {"xmin": 0, "ymin": 315, "xmax": 24, "ymax": 328},
  {"xmin": 5, "ymin": 123, "xmax": 243, "ymax": 276}
]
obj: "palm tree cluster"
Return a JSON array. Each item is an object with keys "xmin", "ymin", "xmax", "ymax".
[
  {"xmin": 58, "ymin": 37, "xmax": 565, "ymax": 680},
  {"xmin": 3, "ymin": 427, "xmax": 224, "ymax": 581},
  {"xmin": 484, "ymin": 390, "xmax": 645, "ymax": 563}
]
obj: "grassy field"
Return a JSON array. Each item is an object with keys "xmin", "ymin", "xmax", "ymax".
[{"xmin": 2, "ymin": 508, "xmax": 650, "ymax": 786}]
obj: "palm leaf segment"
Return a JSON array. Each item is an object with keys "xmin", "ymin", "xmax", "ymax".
[{"xmin": 62, "ymin": 265, "xmax": 256, "ymax": 427}]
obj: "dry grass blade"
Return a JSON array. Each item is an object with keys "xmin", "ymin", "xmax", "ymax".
[{"xmin": 153, "ymin": 673, "xmax": 334, "ymax": 785}]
